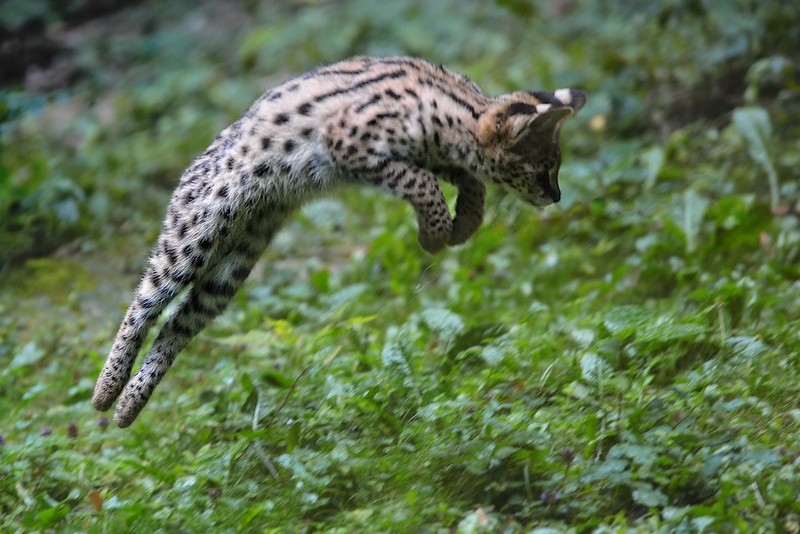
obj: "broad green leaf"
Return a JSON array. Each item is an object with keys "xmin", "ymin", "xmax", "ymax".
[
  {"xmin": 580, "ymin": 352, "xmax": 611, "ymax": 382},
  {"xmin": 9, "ymin": 341, "xmax": 44, "ymax": 370},
  {"xmin": 610, "ymin": 443, "xmax": 658, "ymax": 466},
  {"xmin": 632, "ymin": 484, "xmax": 668, "ymax": 508},
  {"xmin": 447, "ymin": 323, "xmax": 508, "ymax": 358},
  {"xmin": 381, "ymin": 344, "xmax": 416, "ymax": 390},
  {"xmin": 259, "ymin": 368, "xmax": 295, "ymax": 389},
  {"xmin": 603, "ymin": 305, "xmax": 653, "ymax": 339},
  {"xmin": 420, "ymin": 308, "xmax": 465, "ymax": 344},
  {"xmin": 637, "ymin": 322, "xmax": 705, "ymax": 344},
  {"xmin": 641, "ymin": 145, "xmax": 665, "ymax": 190},
  {"xmin": 733, "ymin": 106, "xmax": 779, "ymax": 209},
  {"xmin": 725, "ymin": 336, "xmax": 768, "ymax": 359},
  {"xmin": 679, "ymin": 188, "xmax": 709, "ymax": 253}
]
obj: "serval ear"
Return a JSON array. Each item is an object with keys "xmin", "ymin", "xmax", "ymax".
[{"xmin": 477, "ymin": 89, "xmax": 586, "ymax": 148}]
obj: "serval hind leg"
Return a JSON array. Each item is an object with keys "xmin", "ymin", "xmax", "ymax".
[
  {"xmin": 92, "ymin": 235, "xmax": 204, "ymax": 412},
  {"xmin": 111, "ymin": 208, "xmax": 290, "ymax": 427}
]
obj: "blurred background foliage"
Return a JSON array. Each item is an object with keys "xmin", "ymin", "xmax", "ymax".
[
  {"xmin": 2, "ymin": 0, "xmax": 798, "ymax": 267},
  {"xmin": 1, "ymin": 0, "xmax": 800, "ymax": 531}
]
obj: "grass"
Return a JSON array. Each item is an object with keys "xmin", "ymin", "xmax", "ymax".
[{"xmin": 1, "ymin": 0, "xmax": 800, "ymax": 531}]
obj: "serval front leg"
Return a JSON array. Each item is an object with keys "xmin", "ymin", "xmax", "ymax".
[
  {"xmin": 361, "ymin": 160, "xmax": 453, "ymax": 253},
  {"xmin": 445, "ymin": 172, "xmax": 486, "ymax": 246}
]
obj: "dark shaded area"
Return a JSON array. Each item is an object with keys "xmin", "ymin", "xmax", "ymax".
[{"xmin": 0, "ymin": 0, "xmax": 142, "ymax": 88}]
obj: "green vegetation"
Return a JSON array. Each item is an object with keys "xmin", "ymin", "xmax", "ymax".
[{"xmin": 1, "ymin": 0, "xmax": 799, "ymax": 531}]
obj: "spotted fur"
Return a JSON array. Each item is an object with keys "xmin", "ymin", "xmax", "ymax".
[{"xmin": 92, "ymin": 56, "xmax": 586, "ymax": 427}]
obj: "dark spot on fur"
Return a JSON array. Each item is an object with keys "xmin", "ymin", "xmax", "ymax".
[
  {"xmin": 254, "ymin": 163, "xmax": 271, "ymax": 177},
  {"xmin": 171, "ymin": 319, "xmax": 193, "ymax": 338},
  {"xmin": 274, "ymin": 113, "xmax": 290, "ymax": 125},
  {"xmin": 139, "ymin": 295, "xmax": 158, "ymax": 309},
  {"xmin": 190, "ymin": 254, "xmax": 205, "ymax": 268},
  {"xmin": 163, "ymin": 243, "xmax": 178, "ymax": 265},
  {"xmin": 356, "ymin": 94, "xmax": 382, "ymax": 112},
  {"xmin": 261, "ymin": 137, "xmax": 271, "ymax": 150},
  {"xmin": 217, "ymin": 185, "xmax": 229, "ymax": 198},
  {"xmin": 170, "ymin": 269, "xmax": 192, "ymax": 284},
  {"xmin": 284, "ymin": 139, "xmax": 296, "ymax": 153},
  {"xmin": 201, "ymin": 279, "xmax": 237, "ymax": 298},
  {"xmin": 188, "ymin": 294, "xmax": 216, "ymax": 316},
  {"xmin": 297, "ymin": 102, "xmax": 313, "ymax": 115},
  {"xmin": 232, "ymin": 265, "xmax": 251, "ymax": 280}
]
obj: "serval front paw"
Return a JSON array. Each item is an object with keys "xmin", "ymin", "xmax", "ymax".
[
  {"xmin": 418, "ymin": 218, "xmax": 453, "ymax": 254},
  {"xmin": 448, "ymin": 213, "xmax": 483, "ymax": 246}
]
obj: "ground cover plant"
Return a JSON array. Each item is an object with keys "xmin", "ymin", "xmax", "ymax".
[{"xmin": 1, "ymin": 0, "xmax": 799, "ymax": 531}]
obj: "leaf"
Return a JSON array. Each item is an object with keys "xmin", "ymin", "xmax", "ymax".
[
  {"xmin": 34, "ymin": 503, "xmax": 70, "ymax": 528},
  {"xmin": 580, "ymin": 352, "xmax": 612, "ymax": 382},
  {"xmin": 582, "ymin": 459, "xmax": 630, "ymax": 484},
  {"xmin": 641, "ymin": 145, "xmax": 664, "ymax": 190},
  {"xmin": 381, "ymin": 344, "xmax": 416, "ymax": 390},
  {"xmin": 725, "ymin": 336, "xmax": 768, "ymax": 359},
  {"xmin": 286, "ymin": 421, "xmax": 301, "ymax": 452},
  {"xmin": 419, "ymin": 308, "xmax": 465, "ymax": 344},
  {"xmin": 259, "ymin": 368, "xmax": 295, "ymax": 389},
  {"xmin": 602, "ymin": 306, "xmax": 705, "ymax": 345},
  {"xmin": 632, "ymin": 484, "xmax": 668, "ymax": 508},
  {"xmin": 610, "ymin": 443, "xmax": 658, "ymax": 466},
  {"xmin": 324, "ymin": 283, "xmax": 368, "ymax": 310},
  {"xmin": 636, "ymin": 322, "xmax": 705, "ymax": 344},
  {"xmin": 495, "ymin": 0, "xmax": 536, "ymax": 18},
  {"xmin": 310, "ymin": 268, "xmax": 330, "ymax": 293},
  {"xmin": 733, "ymin": 106, "xmax": 779, "ymax": 209},
  {"xmin": 301, "ymin": 198, "xmax": 348, "ymax": 230},
  {"xmin": 680, "ymin": 188, "xmax": 709, "ymax": 253},
  {"xmin": 447, "ymin": 323, "xmax": 508, "ymax": 358},
  {"xmin": 66, "ymin": 378, "xmax": 95, "ymax": 404},
  {"xmin": 9, "ymin": 341, "xmax": 44, "ymax": 370},
  {"xmin": 603, "ymin": 305, "xmax": 653, "ymax": 339}
]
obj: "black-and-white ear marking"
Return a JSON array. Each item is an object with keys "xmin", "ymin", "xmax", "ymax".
[
  {"xmin": 531, "ymin": 88, "xmax": 588, "ymax": 113},
  {"xmin": 477, "ymin": 88, "xmax": 586, "ymax": 147}
]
